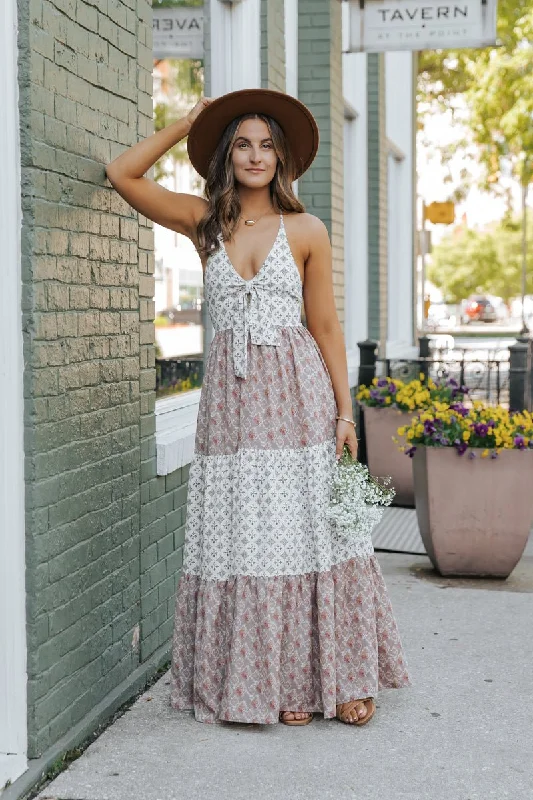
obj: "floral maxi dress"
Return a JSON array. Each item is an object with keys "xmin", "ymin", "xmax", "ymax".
[{"xmin": 169, "ymin": 214, "xmax": 410, "ymax": 723}]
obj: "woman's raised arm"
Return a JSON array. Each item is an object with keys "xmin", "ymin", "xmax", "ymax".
[{"xmin": 105, "ymin": 98, "xmax": 212, "ymax": 240}]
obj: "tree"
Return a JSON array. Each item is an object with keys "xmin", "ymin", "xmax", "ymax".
[
  {"xmin": 428, "ymin": 228, "xmax": 501, "ymax": 303},
  {"xmin": 428, "ymin": 217, "xmax": 533, "ymax": 303},
  {"xmin": 418, "ymin": 2, "xmax": 533, "ymax": 319},
  {"xmin": 418, "ymin": 2, "xmax": 533, "ymax": 188}
]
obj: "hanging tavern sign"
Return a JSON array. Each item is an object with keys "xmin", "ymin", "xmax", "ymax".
[
  {"xmin": 344, "ymin": 0, "xmax": 498, "ymax": 53},
  {"xmin": 153, "ymin": 6, "xmax": 204, "ymax": 59}
]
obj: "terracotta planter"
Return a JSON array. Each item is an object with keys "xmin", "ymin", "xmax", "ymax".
[
  {"xmin": 413, "ymin": 446, "xmax": 533, "ymax": 578},
  {"xmin": 362, "ymin": 406, "xmax": 415, "ymax": 507}
]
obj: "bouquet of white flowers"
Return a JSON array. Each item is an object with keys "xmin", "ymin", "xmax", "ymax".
[{"xmin": 326, "ymin": 444, "xmax": 395, "ymax": 537}]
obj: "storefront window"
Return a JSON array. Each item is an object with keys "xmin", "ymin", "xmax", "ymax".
[{"xmin": 152, "ymin": 0, "xmax": 204, "ymax": 398}]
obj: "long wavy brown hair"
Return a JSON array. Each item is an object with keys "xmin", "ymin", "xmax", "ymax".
[{"xmin": 196, "ymin": 113, "xmax": 306, "ymax": 259}]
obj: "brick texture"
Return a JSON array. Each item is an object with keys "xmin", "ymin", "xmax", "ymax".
[
  {"xmin": 297, "ymin": 0, "xmax": 345, "ymax": 326},
  {"xmin": 18, "ymin": 0, "xmax": 189, "ymax": 758},
  {"xmin": 261, "ymin": 0, "xmax": 286, "ymax": 92},
  {"xmin": 367, "ymin": 53, "xmax": 388, "ymax": 347}
]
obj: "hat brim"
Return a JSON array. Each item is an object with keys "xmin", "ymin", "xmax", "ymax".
[{"xmin": 187, "ymin": 88, "xmax": 319, "ymax": 181}]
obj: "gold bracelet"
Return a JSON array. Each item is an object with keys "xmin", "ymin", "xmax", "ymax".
[{"xmin": 336, "ymin": 415, "xmax": 356, "ymax": 426}]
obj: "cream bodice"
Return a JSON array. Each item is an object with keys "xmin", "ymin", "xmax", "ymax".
[{"xmin": 204, "ymin": 215, "xmax": 304, "ymax": 379}]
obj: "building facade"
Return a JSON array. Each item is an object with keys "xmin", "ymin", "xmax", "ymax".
[{"xmin": 1, "ymin": 1, "xmax": 416, "ymax": 796}]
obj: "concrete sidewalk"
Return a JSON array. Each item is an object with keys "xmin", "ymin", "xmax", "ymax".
[{"xmin": 37, "ymin": 550, "xmax": 533, "ymax": 800}]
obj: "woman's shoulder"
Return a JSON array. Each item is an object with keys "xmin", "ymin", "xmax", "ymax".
[{"xmin": 283, "ymin": 212, "xmax": 329, "ymax": 243}]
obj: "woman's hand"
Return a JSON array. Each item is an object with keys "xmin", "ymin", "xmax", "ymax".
[
  {"xmin": 186, "ymin": 97, "xmax": 214, "ymax": 127},
  {"xmin": 335, "ymin": 419, "xmax": 358, "ymax": 461}
]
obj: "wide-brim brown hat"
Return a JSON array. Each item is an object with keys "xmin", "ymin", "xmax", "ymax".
[{"xmin": 187, "ymin": 88, "xmax": 319, "ymax": 180}]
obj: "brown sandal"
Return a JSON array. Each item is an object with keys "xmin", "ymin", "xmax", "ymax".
[
  {"xmin": 336, "ymin": 698, "xmax": 376, "ymax": 726},
  {"xmin": 279, "ymin": 711, "xmax": 314, "ymax": 726}
]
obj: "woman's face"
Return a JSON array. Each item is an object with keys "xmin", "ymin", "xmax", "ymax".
[{"xmin": 231, "ymin": 117, "xmax": 278, "ymax": 189}]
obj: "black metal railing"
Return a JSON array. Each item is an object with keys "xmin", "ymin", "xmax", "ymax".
[
  {"xmin": 382, "ymin": 353, "xmax": 510, "ymax": 407},
  {"xmin": 155, "ymin": 355, "xmax": 204, "ymax": 399}
]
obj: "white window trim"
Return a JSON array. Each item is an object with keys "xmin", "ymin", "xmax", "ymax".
[
  {"xmin": 0, "ymin": 0, "xmax": 28, "ymax": 786},
  {"xmin": 156, "ymin": 390, "xmax": 201, "ymax": 476}
]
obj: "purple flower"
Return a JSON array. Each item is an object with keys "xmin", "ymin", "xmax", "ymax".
[
  {"xmin": 369, "ymin": 389, "xmax": 381, "ymax": 400},
  {"xmin": 377, "ymin": 379, "xmax": 389, "ymax": 388},
  {"xmin": 455, "ymin": 442, "xmax": 468, "ymax": 456},
  {"xmin": 406, "ymin": 446, "xmax": 417, "ymax": 458},
  {"xmin": 468, "ymin": 451, "xmax": 477, "ymax": 459},
  {"xmin": 474, "ymin": 423, "xmax": 489, "ymax": 438},
  {"xmin": 450, "ymin": 403, "xmax": 468, "ymax": 417},
  {"xmin": 424, "ymin": 420, "xmax": 436, "ymax": 434},
  {"xmin": 490, "ymin": 451, "xmax": 499, "ymax": 459},
  {"xmin": 388, "ymin": 382, "xmax": 397, "ymax": 394},
  {"xmin": 514, "ymin": 435, "xmax": 526, "ymax": 450},
  {"xmin": 447, "ymin": 378, "xmax": 459, "ymax": 388},
  {"xmin": 487, "ymin": 419, "xmax": 495, "ymax": 428}
]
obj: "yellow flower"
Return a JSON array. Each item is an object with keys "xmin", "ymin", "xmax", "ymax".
[
  {"xmin": 462, "ymin": 431, "xmax": 470, "ymax": 442},
  {"xmin": 481, "ymin": 450, "xmax": 489, "ymax": 458},
  {"xmin": 397, "ymin": 426, "xmax": 406, "ymax": 436}
]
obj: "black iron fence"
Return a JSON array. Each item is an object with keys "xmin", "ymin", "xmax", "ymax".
[{"xmin": 155, "ymin": 355, "xmax": 204, "ymax": 399}]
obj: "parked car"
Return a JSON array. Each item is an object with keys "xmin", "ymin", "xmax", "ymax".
[{"xmin": 460, "ymin": 296, "xmax": 497, "ymax": 325}]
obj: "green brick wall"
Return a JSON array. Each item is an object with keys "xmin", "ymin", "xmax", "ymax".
[
  {"xmin": 18, "ymin": 0, "xmax": 189, "ymax": 759},
  {"xmin": 261, "ymin": 0, "xmax": 286, "ymax": 91},
  {"xmin": 297, "ymin": 0, "xmax": 345, "ymax": 326},
  {"xmin": 367, "ymin": 53, "xmax": 388, "ymax": 347}
]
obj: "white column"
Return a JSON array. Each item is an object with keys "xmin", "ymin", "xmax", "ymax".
[
  {"xmin": 285, "ymin": 0, "xmax": 298, "ymax": 98},
  {"xmin": 0, "ymin": 0, "xmax": 28, "ymax": 787},
  {"xmin": 385, "ymin": 51, "xmax": 417, "ymax": 358},
  {"xmin": 342, "ymin": 49, "xmax": 368, "ymax": 386},
  {"xmin": 209, "ymin": 0, "xmax": 261, "ymax": 98}
]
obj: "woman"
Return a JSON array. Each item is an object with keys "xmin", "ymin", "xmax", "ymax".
[{"xmin": 106, "ymin": 88, "xmax": 410, "ymax": 727}]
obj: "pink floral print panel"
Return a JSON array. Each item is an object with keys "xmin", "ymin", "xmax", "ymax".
[{"xmin": 170, "ymin": 555, "xmax": 411, "ymax": 725}]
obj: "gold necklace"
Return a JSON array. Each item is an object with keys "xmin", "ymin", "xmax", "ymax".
[{"xmin": 241, "ymin": 207, "xmax": 274, "ymax": 227}]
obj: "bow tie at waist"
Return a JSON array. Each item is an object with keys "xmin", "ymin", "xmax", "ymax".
[{"xmin": 232, "ymin": 284, "xmax": 281, "ymax": 379}]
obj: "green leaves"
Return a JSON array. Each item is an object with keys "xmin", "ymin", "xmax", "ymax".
[
  {"xmin": 429, "ymin": 216, "xmax": 533, "ymax": 302},
  {"xmin": 418, "ymin": 2, "xmax": 533, "ymax": 191}
]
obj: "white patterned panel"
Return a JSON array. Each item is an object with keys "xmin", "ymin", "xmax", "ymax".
[{"xmin": 183, "ymin": 440, "xmax": 375, "ymax": 581}]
